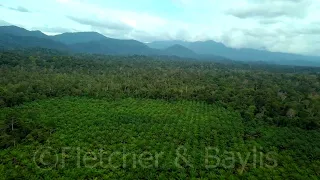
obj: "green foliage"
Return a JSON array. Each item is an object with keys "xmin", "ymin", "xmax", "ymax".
[
  {"xmin": 0, "ymin": 108, "xmax": 54, "ymax": 149},
  {"xmin": 1, "ymin": 50, "xmax": 319, "ymax": 130},
  {"xmin": 0, "ymin": 49, "xmax": 319, "ymax": 179},
  {"xmin": 0, "ymin": 97, "xmax": 319, "ymax": 179}
]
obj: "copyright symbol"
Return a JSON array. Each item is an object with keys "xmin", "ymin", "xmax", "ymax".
[{"xmin": 33, "ymin": 147, "xmax": 58, "ymax": 170}]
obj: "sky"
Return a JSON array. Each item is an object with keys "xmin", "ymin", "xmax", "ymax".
[{"xmin": 0, "ymin": 0, "xmax": 320, "ymax": 55}]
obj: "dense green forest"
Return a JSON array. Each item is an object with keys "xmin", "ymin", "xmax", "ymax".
[{"xmin": 0, "ymin": 49, "xmax": 320, "ymax": 179}]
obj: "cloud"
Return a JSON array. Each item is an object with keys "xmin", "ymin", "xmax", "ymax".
[
  {"xmin": 292, "ymin": 23, "xmax": 320, "ymax": 35},
  {"xmin": 172, "ymin": 0, "xmax": 198, "ymax": 7},
  {"xmin": 226, "ymin": 0, "xmax": 310, "ymax": 19},
  {"xmin": 259, "ymin": 19, "xmax": 279, "ymax": 25},
  {"xmin": 128, "ymin": 30, "xmax": 172, "ymax": 42},
  {"xmin": 91, "ymin": 24, "xmax": 175, "ymax": 42},
  {"xmin": 59, "ymin": 1, "xmax": 192, "ymax": 41},
  {"xmin": 67, "ymin": 16, "xmax": 133, "ymax": 31},
  {"xmin": 175, "ymin": 29, "xmax": 191, "ymax": 40},
  {"xmin": 227, "ymin": 7, "xmax": 303, "ymax": 19},
  {"xmin": 91, "ymin": 27, "xmax": 132, "ymax": 39},
  {"xmin": 216, "ymin": 21, "xmax": 320, "ymax": 56},
  {"xmin": 0, "ymin": 4, "xmax": 30, "ymax": 13},
  {"xmin": 56, "ymin": 0, "xmax": 71, "ymax": 3},
  {"xmin": 132, "ymin": 33, "xmax": 164, "ymax": 42},
  {"xmin": 8, "ymin": 6, "xmax": 30, "ymax": 13}
]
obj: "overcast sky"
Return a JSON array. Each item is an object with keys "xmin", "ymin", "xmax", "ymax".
[{"xmin": 0, "ymin": 0, "xmax": 320, "ymax": 55}]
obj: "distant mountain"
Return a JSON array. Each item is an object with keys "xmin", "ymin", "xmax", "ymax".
[
  {"xmin": 0, "ymin": 26, "xmax": 48, "ymax": 39},
  {"xmin": 148, "ymin": 40, "xmax": 320, "ymax": 66},
  {"xmin": 1, "ymin": 25, "xmax": 319, "ymax": 66},
  {"xmin": 52, "ymin": 32, "xmax": 107, "ymax": 44},
  {"xmin": 69, "ymin": 38, "xmax": 158, "ymax": 55},
  {"xmin": 0, "ymin": 26, "xmax": 159, "ymax": 56},
  {"xmin": 147, "ymin": 40, "xmax": 189, "ymax": 49},
  {"xmin": 0, "ymin": 34, "xmax": 68, "ymax": 51},
  {"xmin": 162, "ymin": 44, "xmax": 197, "ymax": 58},
  {"xmin": 0, "ymin": 26, "xmax": 68, "ymax": 51},
  {"xmin": 187, "ymin": 40, "xmax": 229, "ymax": 55}
]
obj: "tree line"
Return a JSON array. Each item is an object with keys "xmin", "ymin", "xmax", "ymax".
[{"xmin": 1, "ymin": 49, "xmax": 320, "ymax": 130}]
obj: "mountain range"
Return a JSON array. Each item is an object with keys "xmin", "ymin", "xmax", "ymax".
[
  {"xmin": 147, "ymin": 40, "xmax": 320, "ymax": 66},
  {"xmin": 0, "ymin": 25, "xmax": 319, "ymax": 66}
]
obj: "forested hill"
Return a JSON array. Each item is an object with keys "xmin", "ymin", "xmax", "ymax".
[
  {"xmin": 0, "ymin": 26, "xmax": 195, "ymax": 58},
  {"xmin": 0, "ymin": 25, "xmax": 320, "ymax": 66},
  {"xmin": 52, "ymin": 32, "xmax": 106, "ymax": 44},
  {"xmin": 162, "ymin": 44, "xmax": 198, "ymax": 58},
  {"xmin": 0, "ymin": 34, "xmax": 69, "ymax": 51},
  {"xmin": 147, "ymin": 40, "xmax": 320, "ymax": 66}
]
